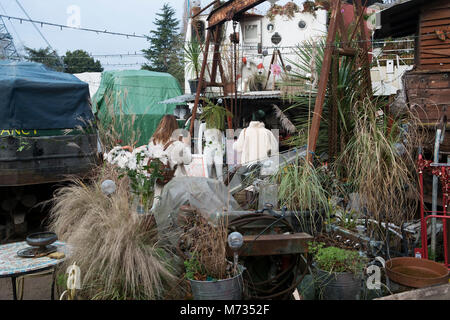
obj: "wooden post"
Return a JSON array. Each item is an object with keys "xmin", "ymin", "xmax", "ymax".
[
  {"xmin": 354, "ymin": 0, "xmax": 373, "ymax": 97},
  {"xmin": 306, "ymin": 0, "xmax": 340, "ymax": 162},
  {"xmin": 328, "ymin": 50, "xmax": 339, "ymax": 161},
  {"xmin": 190, "ymin": 31, "xmax": 212, "ymax": 136}
]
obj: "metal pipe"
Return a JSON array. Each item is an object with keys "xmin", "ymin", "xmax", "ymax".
[{"xmin": 431, "ymin": 129, "xmax": 442, "ymax": 260}]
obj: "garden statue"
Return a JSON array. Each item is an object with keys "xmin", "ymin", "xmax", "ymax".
[{"xmin": 198, "ymin": 122, "xmax": 224, "ymax": 181}]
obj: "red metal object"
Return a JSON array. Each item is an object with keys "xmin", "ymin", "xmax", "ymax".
[{"xmin": 417, "ymin": 153, "xmax": 450, "ymax": 268}]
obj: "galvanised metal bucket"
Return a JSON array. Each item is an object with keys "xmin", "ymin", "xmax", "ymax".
[
  {"xmin": 189, "ymin": 266, "xmax": 245, "ymax": 300},
  {"xmin": 314, "ymin": 267, "xmax": 363, "ymax": 300}
]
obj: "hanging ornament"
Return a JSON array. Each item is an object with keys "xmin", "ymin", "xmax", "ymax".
[{"xmin": 271, "ymin": 64, "xmax": 282, "ymax": 77}]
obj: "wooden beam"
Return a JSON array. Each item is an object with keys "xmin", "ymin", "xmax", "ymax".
[
  {"xmin": 306, "ymin": 0, "xmax": 341, "ymax": 162},
  {"xmin": 354, "ymin": 0, "xmax": 373, "ymax": 97},
  {"xmin": 337, "ymin": 47, "xmax": 357, "ymax": 57},
  {"xmin": 207, "ymin": 0, "xmax": 266, "ymax": 29},
  {"xmin": 190, "ymin": 31, "xmax": 212, "ymax": 136},
  {"xmin": 226, "ymin": 233, "xmax": 313, "ymax": 257},
  {"xmin": 191, "ymin": 0, "xmax": 219, "ymax": 20}
]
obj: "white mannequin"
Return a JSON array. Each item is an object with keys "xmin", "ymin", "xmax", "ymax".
[{"xmin": 198, "ymin": 122, "xmax": 224, "ymax": 181}]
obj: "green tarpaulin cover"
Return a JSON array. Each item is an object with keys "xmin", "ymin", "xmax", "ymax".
[{"xmin": 92, "ymin": 70, "xmax": 182, "ymax": 146}]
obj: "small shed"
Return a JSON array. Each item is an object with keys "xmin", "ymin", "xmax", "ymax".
[{"xmin": 375, "ymin": 0, "xmax": 450, "ymax": 153}]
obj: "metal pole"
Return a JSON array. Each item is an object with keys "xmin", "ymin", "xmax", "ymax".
[{"xmin": 431, "ymin": 128, "xmax": 442, "ymax": 260}]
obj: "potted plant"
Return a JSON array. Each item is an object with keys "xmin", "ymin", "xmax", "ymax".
[
  {"xmin": 178, "ymin": 210, "xmax": 244, "ymax": 300},
  {"xmin": 184, "ymin": 39, "xmax": 202, "ymax": 94},
  {"xmin": 308, "ymin": 242, "xmax": 368, "ymax": 300},
  {"xmin": 273, "ymin": 158, "xmax": 330, "ymax": 236},
  {"xmin": 199, "ymin": 97, "xmax": 232, "ymax": 131},
  {"xmin": 248, "ymin": 71, "xmax": 266, "ymax": 91}
]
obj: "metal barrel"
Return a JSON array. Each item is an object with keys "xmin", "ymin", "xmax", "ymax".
[
  {"xmin": 315, "ymin": 268, "xmax": 362, "ymax": 300},
  {"xmin": 189, "ymin": 266, "xmax": 244, "ymax": 300}
]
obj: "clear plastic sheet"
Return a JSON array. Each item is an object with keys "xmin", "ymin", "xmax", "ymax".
[{"xmin": 154, "ymin": 177, "xmax": 241, "ymax": 241}]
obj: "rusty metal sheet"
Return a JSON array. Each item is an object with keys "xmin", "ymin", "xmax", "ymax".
[
  {"xmin": 207, "ymin": 0, "xmax": 266, "ymax": 29},
  {"xmin": 227, "ymin": 233, "xmax": 313, "ymax": 257}
]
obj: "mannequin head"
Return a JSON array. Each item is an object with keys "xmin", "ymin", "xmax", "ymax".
[{"xmin": 252, "ymin": 109, "xmax": 266, "ymax": 122}]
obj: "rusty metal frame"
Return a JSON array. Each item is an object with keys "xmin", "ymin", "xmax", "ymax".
[
  {"xmin": 189, "ymin": 0, "xmax": 269, "ymax": 136},
  {"xmin": 306, "ymin": 0, "xmax": 372, "ymax": 162}
]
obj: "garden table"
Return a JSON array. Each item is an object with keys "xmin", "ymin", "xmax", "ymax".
[{"xmin": 0, "ymin": 241, "xmax": 69, "ymax": 300}]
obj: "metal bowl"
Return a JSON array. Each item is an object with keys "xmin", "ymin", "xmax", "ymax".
[
  {"xmin": 26, "ymin": 232, "xmax": 57, "ymax": 248},
  {"xmin": 386, "ymin": 257, "xmax": 449, "ymax": 288}
]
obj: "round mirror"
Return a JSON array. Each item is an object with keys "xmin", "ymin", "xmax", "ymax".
[
  {"xmin": 271, "ymin": 32, "xmax": 282, "ymax": 45},
  {"xmin": 298, "ymin": 20, "xmax": 307, "ymax": 29}
]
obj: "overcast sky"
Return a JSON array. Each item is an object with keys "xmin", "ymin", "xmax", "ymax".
[{"xmin": 0, "ymin": 0, "xmax": 295, "ymax": 70}]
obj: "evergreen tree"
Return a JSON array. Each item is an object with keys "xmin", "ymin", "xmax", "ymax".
[
  {"xmin": 63, "ymin": 50, "xmax": 103, "ymax": 74},
  {"xmin": 142, "ymin": 3, "xmax": 184, "ymax": 87},
  {"xmin": 25, "ymin": 46, "xmax": 64, "ymax": 72}
]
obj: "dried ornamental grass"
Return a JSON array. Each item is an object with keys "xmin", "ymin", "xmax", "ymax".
[
  {"xmin": 48, "ymin": 163, "xmax": 180, "ymax": 300},
  {"xmin": 180, "ymin": 211, "xmax": 231, "ymax": 280},
  {"xmin": 335, "ymin": 98, "xmax": 421, "ymax": 235}
]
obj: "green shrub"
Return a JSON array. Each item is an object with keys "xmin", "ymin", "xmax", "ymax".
[{"xmin": 309, "ymin": 242, "xmax": 367, "ymax": 274}]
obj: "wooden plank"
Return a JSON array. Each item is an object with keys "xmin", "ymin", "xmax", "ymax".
[
  {"xmin": 422, "ymin": 50, "xmax": 450, "ymax": 58},
  {"xmin": 405, "ymin": 72, "xmax": 450, "ymax": 86},
  {"xmin": 230, "ymin": 233, "xmax": 313, "ymax": 257},
  {"xmin": 411, "ymin": 107, "xmax": 448, "ymax": 122},
  {"xmin": 376, "ymin": 284, "xmax": 450, "ymax": 300},
  {"xmin": 418, "ymin": 64, "xmax": 450, "ymax": 71},
  {"xmin": 425, "ymin": 1, "xmax": 450, "ymax": 11},
  {"xmin": 422, "ymin": 18, "xmax": 450, "ymax": 28},
  {"xmin": 422, "ymin": 9, "xmax": 450, "ymax": 22},
  {"xmin": 421, "ymin": 38, "xmax": 450, "ymax": 47},
  {"xmin": 421, "ymin": 43, "xmax": 450, "ymax": 50},
  {"xmin": 420, "ymin": 25, "xmax": 450, "ymax": 34},
  {"xmin": 421, "ymin": 57, "xmax": 450, "ymax": 64}
]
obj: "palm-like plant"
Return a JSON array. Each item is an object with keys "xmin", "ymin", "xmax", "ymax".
[
  {"xmin": 281, "ymin": 39, "xmax": 366, "ymax": 154},
  {"xmin": 184, "ymin": 39, "xmax": 201, "ymax": 80}
]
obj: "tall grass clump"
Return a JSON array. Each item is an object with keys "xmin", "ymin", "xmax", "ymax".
[
  {"xmin": 273, "ymin": 158, "xmax": 330, "ymax": 235},
  {"xmin": 335, "ymin": 97, "xmax": 421, "ymax": 235},
  {"xmin": 95, "ymin": 90, "xmax": 140, "ymax": 150},
  {"xmin": 180, "ymin": 211, "xmax": 230, "ymax": 280},
  {"xmin": 48, "ymin": 163, "xmax": 181, "ymax": 300}
]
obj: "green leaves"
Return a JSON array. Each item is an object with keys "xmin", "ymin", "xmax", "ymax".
[
  {"xmin": 63, "ymin": 50, "xmax": 103, "ymax": 74},
  {"xmin": 25, "ymin": 46, "xmax": 64, "ymax": 72},
  {"xmin": 309, "ymin": 242, "xmax": 367, "ymax": 274},
  {"xmin": 184, "ymin": 40, "xmax": 201, "ymax": 79},
  {"xmin": 199, "ymin": 98, "xmax": 233, "ymax": 131}
]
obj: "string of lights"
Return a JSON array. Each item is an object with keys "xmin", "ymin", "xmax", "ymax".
[
  {"xmin": 0, "ymin": 13, "xmax": 421, "ymax": 47},
  {"xmin": 0, "ymin": 14, "xmax": 148, "ymax": 39}
]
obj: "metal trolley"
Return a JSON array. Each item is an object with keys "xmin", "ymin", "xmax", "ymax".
[{"xmin": 417, "ymin": 153, "xmax": 450, "ymax": 268}]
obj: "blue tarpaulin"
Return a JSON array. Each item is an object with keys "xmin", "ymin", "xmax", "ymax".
[{"xmin": 0, "ymin": 60, "xmax": 94, "ymax": 130}]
